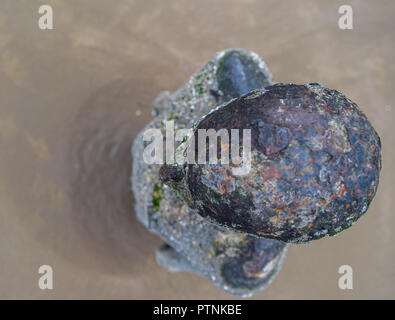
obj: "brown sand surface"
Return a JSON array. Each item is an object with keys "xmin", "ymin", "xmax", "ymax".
[{"xmin": 0, "ymin": 0, "xmax": 394, "ymax": 299}]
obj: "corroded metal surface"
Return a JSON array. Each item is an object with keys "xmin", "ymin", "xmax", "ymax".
[{"xmin": 185, "ymin": 83, "xmax": 382, "ymax": 242}]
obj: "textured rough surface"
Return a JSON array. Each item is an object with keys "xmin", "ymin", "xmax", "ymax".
[
  {"xmin": 132, "ymin": 49, "xmax": 288, "ymax": 297},
  {"xmin": 182, "ymin": 84, "xmax": 382, "ymax": 242}
]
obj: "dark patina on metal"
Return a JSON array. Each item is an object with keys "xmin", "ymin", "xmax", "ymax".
[{"xmin": 182, "ymin": 83, "xmax": 381, "ymax": 242}]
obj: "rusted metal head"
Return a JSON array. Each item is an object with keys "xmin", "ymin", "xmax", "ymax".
[{"xmin": 183, "ymin": 83, "xmax": 381, "ymax": 242}]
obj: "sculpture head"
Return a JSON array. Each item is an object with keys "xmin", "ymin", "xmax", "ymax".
[{"xmin": 160, "ymin": 83, "xmax": 381, "ymax": 243}]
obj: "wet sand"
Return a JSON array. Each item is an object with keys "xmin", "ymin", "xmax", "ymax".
[{"xmin": 0, "ymin": 0, "xmax": 394, "ymax": 299}]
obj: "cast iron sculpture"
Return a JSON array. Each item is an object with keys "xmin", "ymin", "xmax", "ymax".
[{"xmin": 131, "ymin": 49, "xmax": 381, "ymax": 297}]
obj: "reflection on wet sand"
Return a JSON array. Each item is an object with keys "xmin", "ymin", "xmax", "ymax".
[{"xmin": 69, "ymin": 79, "xmax": 162, "ymax": 273}]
